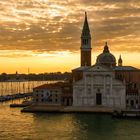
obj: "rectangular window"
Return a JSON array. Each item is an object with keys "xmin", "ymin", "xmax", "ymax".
[
  {"xmin": 126, "ymin": 100, "xmax": 129, "ymax": 104},
  {"xmin": 106, "ymin": 88, "xmax": 110, "ymax": 95},
  {"xmin": 87, "ymin": 88, "xmax": 91, "ymax": 94}
]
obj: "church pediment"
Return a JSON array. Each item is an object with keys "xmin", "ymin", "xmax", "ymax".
[{"xmin": 72, "ymin": 66, "xmax": 90, "ymax": 71}]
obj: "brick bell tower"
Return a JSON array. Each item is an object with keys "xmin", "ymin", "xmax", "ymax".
[{"xmin": 81, "ymin": 12, "xmax": 92, "ymax": 66}]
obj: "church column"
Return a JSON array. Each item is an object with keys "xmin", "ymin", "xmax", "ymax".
[
  {"xmin": 91, "ymin": 74, "xmax": 94, "ymax": 105},
  {"xmin": 84, "ymin": 74, "xmax": 87, "ymax": 105},
  {"xmin": 110, "ymin": 76, "xmax": 113, "ymax": 93},
  {"xmin": 110, "ymin": 75, "xmax": 113, "ymax": 107},
  {"xmin": 103, "ymin": 75, "xmax": 106, "ymax": 94},
  {"xmin": 103, "ymin": 75, "xmax": 106, "ymax": 106}
]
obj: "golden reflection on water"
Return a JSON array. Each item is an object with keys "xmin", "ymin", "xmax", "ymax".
[
  {"xmin": 1, "ymin": 101, "xmax": 140, "ymax": 140},
  {"xmin": 32, "ymin": 113, "xmax": 87, "ymax": 140},
  {"xmin": 0, "ymin": 101, "xmax": 86, "ymax": 140}
]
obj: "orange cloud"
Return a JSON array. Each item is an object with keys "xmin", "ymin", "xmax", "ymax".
[{"xmin": 0, "ymin": 0, "xmax": 140, "ymax": 73}]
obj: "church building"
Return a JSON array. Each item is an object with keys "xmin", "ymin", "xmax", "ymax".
[{"xmin": 72, "ymin": 12, "xmax": 140, "ymax": 110}]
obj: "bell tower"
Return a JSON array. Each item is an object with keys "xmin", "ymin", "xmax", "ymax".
[{"xmin": 81, "ymin": 12, "xmax": 92, "ymax": 66}]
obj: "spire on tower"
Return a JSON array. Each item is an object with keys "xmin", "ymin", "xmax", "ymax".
[
  {"xmin": 80, "ymin": 12, "xmax": 92, "ymax": 67},
  {"xmin": 81, "ymin": 12, "xmax": 90, "ymax": 37},
  {"xmin": 118, "ymin": 55, "xmax": 123, "ymax": 66}
]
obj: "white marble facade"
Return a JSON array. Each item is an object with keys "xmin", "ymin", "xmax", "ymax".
[{"xmin": 73, "ymin": 65, "xmax": 126, "ymax": 109}]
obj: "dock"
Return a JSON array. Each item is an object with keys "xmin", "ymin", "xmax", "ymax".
[
  {"xmin": 0, "ymin": 92, "xmax": 33, "ymax": 102},
  {"xmin": 21, "ymin": 104, "xmax": 140, "ymax": 118},
  {"xmin": 112, "ymin": 109, "xmax": 140, "ymax": 118},
  {"xmin": 21, "ymin": 105, "xmax": 113, "ymax": 114}
]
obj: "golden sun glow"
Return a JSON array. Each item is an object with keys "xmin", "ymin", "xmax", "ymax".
[{"xmin": 0, "ymin": 0, "xmax": 140, "ymax": 73}]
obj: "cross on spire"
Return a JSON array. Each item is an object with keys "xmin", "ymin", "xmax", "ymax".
[{"xmin": 103, "ymin": 42, "xmax": 110, "ymax": 53}]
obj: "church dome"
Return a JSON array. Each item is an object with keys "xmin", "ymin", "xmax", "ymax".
[{"xmin": 96, "ymin": 42, "xmax": 116, "ymax": 67}]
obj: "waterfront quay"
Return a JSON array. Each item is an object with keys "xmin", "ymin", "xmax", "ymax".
[
  {"xmin": 21, "ymin": 105, "xmax": 140, "ymax": 118},
  {"xmin": 21, "ymin": 105, "xmax": 114, "ymax": 114}
]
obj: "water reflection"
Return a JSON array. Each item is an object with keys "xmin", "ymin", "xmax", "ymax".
[
  {"xmin": 32, "ymin": 113, "xmax": 87, "ymax": 140},
  {"xmin": 31, "ymin": 113, "xmax": 140, "ymax": 140},
  {"xmin": 1, "ymin": 101, "xmax": 140, "ymax": 140}
]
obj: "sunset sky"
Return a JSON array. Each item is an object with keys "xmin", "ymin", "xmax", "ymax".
[{"xmin": 0, "ymin": 0, "xmax": 140, "ymax": 73}]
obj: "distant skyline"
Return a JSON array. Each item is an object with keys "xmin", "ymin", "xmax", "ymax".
[{"xmin": 0, "ymin": 0, "xmax": 140, "ymax": 73}]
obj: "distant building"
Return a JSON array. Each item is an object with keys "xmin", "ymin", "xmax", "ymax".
[
  {"xmin": 33, "ymin": 82, "xmax": 73, "ymax": 106},
  {"xmin": 33, "ymin": 84, "xmax": 62, "ymax": 105},
  {"xmin": 115, "ymin": 66, "xmax": 140, "ymax": 109},
  {"xmin": 72, "ymin": 12, "xmax": 140, "ymax": 110}
]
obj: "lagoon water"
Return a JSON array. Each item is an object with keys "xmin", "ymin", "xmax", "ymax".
[
  {"xmin": 0, "ymin": 81, "xmax": 140, "ymax": 140},
  {"xmin": 0, "ymin": 101, "xmax": 140, "ymax": 140}
]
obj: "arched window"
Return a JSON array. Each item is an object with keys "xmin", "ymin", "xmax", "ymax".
[
  {"xmin": 126, "ymin": 100, "xmax": 129, "ymax": 104},
  {"xmin": 134, "ymin": 83, "xmax": 137, "ymax": 89}
]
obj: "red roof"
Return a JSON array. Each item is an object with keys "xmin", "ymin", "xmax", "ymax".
[{"xmin": 33, "ymin": 82, "xmax": 71, "ymax": 90}]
